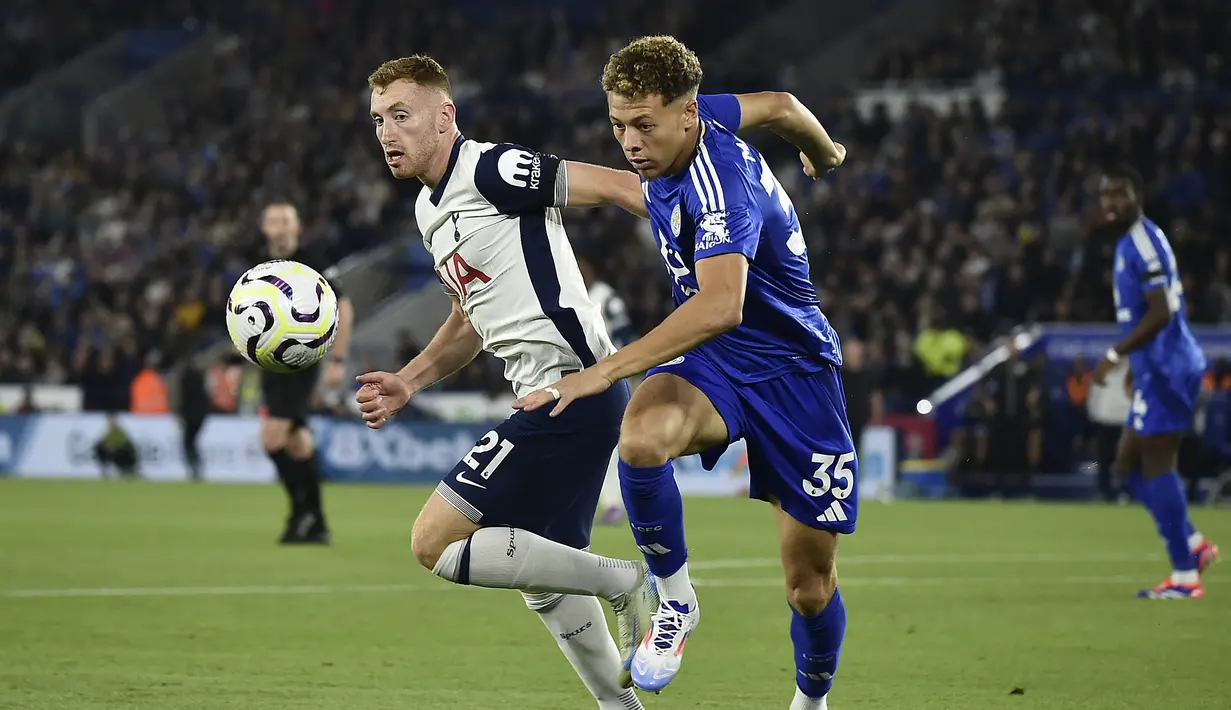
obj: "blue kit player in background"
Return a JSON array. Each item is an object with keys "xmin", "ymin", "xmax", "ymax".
[
  {"xmin": 517, "ymin": 36, "xmax": 851, "ymax": 709},
  {"xmin": 1093, "ymin": 164, "xmax": 1219, "ymax": 599}
]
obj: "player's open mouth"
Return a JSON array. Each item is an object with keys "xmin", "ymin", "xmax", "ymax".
[
  {"xmin": 386, "ymin": 149, "xmax": 405, "ymax": 163},
  {"xmin": 628, "ymin": 157, "xmax": 650, "ymax": 169}
]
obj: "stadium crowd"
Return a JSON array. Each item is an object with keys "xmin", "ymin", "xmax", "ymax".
[
  {"xmin": 3, "ymin": 0, "xmax": 1230, "ymax": 434},
  {"xmin": 0, "ymin": 0, "xmax": 782, "ymax": 407}
]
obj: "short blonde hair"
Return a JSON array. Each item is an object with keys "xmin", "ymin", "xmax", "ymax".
[
  {"xmin": 368, "ymin": 55, "xmax": 452, "ymax": 97},
  {"xmin": 601, "ymin": 35, "xmax": 702, "ymax": 105}
]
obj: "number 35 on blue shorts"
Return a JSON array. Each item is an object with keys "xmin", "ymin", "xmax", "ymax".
[{"xmin": 647, "ymin": 355, "xmax": 858, "ymax": 534}]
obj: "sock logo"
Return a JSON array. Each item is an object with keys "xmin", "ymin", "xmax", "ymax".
[
  {"xmin": 557, "ymin": 621, "xmax": 592, "ymax": 641},
  {"xmin": 506, "ymin": 528, "xmax": 517, "ymax": 558},
  {"xmin": 637, "ymin": 543, "xmax": 672, "ymax": 555},
  {"xmin": 632, "ymin": 524, "xmax": 663, "ymax": 532},
  {"xmin": 798, "ymin": 670, "xmax": 834, "ymax": 682}
]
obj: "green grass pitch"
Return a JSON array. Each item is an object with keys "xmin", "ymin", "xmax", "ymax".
[{"xmin": 1, "ymin": 479, "xmax": 1229, "ymax": 709}]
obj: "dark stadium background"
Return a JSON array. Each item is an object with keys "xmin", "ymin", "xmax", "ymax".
[{"xmin": 2, "ymin": 2, "xmax": 1230, "ymax": 708}]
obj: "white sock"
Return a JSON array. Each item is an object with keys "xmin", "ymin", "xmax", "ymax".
[
  {"xmin": 524, "ymin": 593, "xmax": 644, "ymax": 709},
  {"xmin": 599, "ymin": 453, "xmax": 624, "ymax": 509},
  {"xmin": 790, "ymin": 686, "xmax": 827, "ymax": 710},
  {"xmin": 654, "ymin": 562, "xmax": 697, "ymax": 607},
  {"xmin": 1171, "ymin": 569, "xmax": 1199, "ymax": 585},
  {"xmin": 1189, "ymin": 532, "xmax": 1205, "ymax": 550},
  {"xmin": 432, "ymin": 527, "xmax": 640, "ymax": 602}
]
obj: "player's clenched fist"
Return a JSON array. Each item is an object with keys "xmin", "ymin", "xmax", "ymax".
[
  {"xmin": 354, "ymin": 371, "xmax": 411, "ymax": 429},
  {"xmin": 800, "ymin": 142, "xmax": 846, "ymax": 179}
]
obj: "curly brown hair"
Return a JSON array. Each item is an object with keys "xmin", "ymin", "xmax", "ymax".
[
  {"xmin": 368, "ymin": 55, "xmax": 452, "ymax": 97},
  {"xmin": 601, "ymin": 35, "xmax": 703, "ymax": 105}
]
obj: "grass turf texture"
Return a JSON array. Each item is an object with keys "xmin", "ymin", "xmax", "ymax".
[{"xmin": 1, "ymin": 479, "xmax": 1228, "ymax": 709}]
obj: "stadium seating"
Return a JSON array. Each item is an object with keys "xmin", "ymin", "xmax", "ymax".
[
  {"xmin": 0, "ymin": 2, "xmax": 785, "ymax": 403},
  {"xmin": 5, "ymin": 0, "xmax": 1229, "ymax": 426}
]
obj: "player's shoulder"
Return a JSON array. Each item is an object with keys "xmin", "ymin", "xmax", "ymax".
[
  {"xmin": 1121, "ymin": 218, "xmax": 1165, "ymax": 264},
  {"xmin": 696, "ymin": 93, "xmax": 742, "ymax": 133},
  {"xmin": 680, "ymin": 125, "xmax": 758, "ymax": 215}
]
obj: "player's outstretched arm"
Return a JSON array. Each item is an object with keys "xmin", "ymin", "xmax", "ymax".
[
  {"xmin": 595, "ymin": 253, "xmax": 746, "ymax": 381},
  {"xmin": 560, "ymin": 161, "xmax": 649, "ymax": 219},
  {"xmin": 398, "ymin": 300, "xmax": 484, "ymax": 395},
  {"xmin": 732, "ymin": 92, "xmax": 846, "ymax": 177},
  {"xmin": 356, "ymin": 300, "xmax": 483, "ymax": 429},
  {"xmin": 322, "ymin": 295, "xmax": 354, "ymax": 386},
  {"xmin": 514, "ymin": 253, "xmax": 748, "ymax": 416}
]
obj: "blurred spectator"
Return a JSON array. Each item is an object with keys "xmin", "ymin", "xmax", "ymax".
[
  {"xmin": 94, "ymin": 413, "xmax": 139, "ymax": 479},
  {"xmin": 1024, "ymin": 384, "xmax": 1047, "ymax": 481},
  {"xmin": 130, "ymin": 352, "xmax": 170, "ymax": 414},
  {"xmin": 841, "ymin": 339, "xmax": 882, "ymax": 450},
  {"xmin": 951, "ymin": 382, "xmax": 994, "ymax": 491},
  {"xmin": 986, "ymin": 339, "xmax": 1040, "ymax": 496},
  {"xmin": 174, "ymin": 339, "xmax": 210, "ymax": 482},
  {"xmin": 1066, "ymin": 357, "xmax": 1094, "ymax": 456},
  {"xmin": 913, "ymin": 308, "xmax": 968, "ymax": 390},
  {"xmin": 15, "ymin": 385, "xmax": 38, "ymax": 414}
]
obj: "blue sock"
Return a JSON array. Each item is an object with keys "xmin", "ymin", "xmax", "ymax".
[
  {"xmin": 790, "ymin": 589, "xmax": 846, "ymax": 699},
  {"xmin": 618, "ymin": 460, "xmax": 688, "ymax": 578},
  {"xmin": 1141, "ymin": 472, "xmax": 1196, "ymax": 572}
]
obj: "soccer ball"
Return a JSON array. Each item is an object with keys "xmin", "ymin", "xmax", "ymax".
[{"xmin": 225, "ymin": 260, "xmax": 339, "ymax": 373}]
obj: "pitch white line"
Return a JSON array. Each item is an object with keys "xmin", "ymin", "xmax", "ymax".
[
  {"xmin": 693, "ymin": 575, "xmax": 1142, "ymax": 588},
  {"xmin": 0, "ymin": 583, "xmax": 439, "ymax": 599},
  {"xmin": 1, "ymin": 569, "xmax": 1154, "ymax": 599},
  {"xmin": 0, "ymin": 552, "xmax": 1162, "ymax": 599},
  {"xmin": 689, "ymin": 552, "xmax": 1158, "ymax": 570}
]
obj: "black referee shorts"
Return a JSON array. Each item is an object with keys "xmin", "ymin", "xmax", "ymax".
[{"xmin": 261, "ymin": 365, "xmax": 320, "ymax": 430}]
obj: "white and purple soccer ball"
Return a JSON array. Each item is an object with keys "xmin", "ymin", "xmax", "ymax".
[{"xmin": 225, "ymin": 260, "xmax": 339, "ymax": 373}]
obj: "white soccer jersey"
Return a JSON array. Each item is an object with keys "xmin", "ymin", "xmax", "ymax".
[{"xmin": 415, "ymin": 137, "xmax": 616, "ymax": 398}]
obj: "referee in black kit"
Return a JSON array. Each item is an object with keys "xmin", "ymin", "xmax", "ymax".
[{"xmin": 256, "ymin": 202, "xmax": 354, "ymax": 544}]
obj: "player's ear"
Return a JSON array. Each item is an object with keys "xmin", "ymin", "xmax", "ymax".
[
  {"xmin": 437, "ymin": 101, "xmax": 456, "ymax": 134},
  {"xmin": 681, "ymin": 96, "xmax": 699, "ymax": 130}
]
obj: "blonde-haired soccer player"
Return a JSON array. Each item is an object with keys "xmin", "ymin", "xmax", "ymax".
[
  {"xmin": 516, "ymin": 36, "xmax": 850, "ymax": 709},
  {"xmin": 356, "ymin": 55, "xmax": 656, "ymax": 709}
]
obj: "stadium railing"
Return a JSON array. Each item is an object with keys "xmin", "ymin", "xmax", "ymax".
[
  {"xmin": 0, "ymin": 27, "xmax": 205, "ymax": 146},
  {"xmin": 921, "ymin": 323, "xmax": 1231, "ymax": 492},
  {"xmin": 793, "ymin": 0, "xmax": 969, "ymax": 97},
  {"xmin": 82, "ymin": 28, "xmax": 226, "ymax": 156},
  {"xmin": 712, "ymin": 0, "xmax": 899, "ymax": 84},
  {"xmin": 0, "ymin": 32, "xmax": 129, "ymax": 143},
  {"xmin": 349, "ymin": 284, "xmax": 452, "ymax": 372}
]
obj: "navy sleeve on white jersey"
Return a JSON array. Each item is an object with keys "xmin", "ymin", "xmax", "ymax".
[
  {"xmin": 697, "ymin": 94, "xmax": 742, "ymax": 132},
  {"xmin": 685, "ymin": 140, "xmax": 764, "ymax": 262},
  {"xmin": 473, "ymin": 143, "xmax": 564, "ymax": 214}
]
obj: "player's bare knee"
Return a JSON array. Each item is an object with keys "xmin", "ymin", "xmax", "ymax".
[
  {"xmin": 784, "ymin": 562, "xmax": 838, "ymax": 616},
  {"xmin": 780, "ymin": 528, "xmax": 838, "ymax": 616},
  {"xmin": 618, "ymin": 433, "xmax": 671, "ymax": 468},
  {"xmin": 410, "ymin": 523, "xmax": 446, "ymax": 571},
  {"xmin": 261, "ymin": 419, "xmax": 291, "ymax": 453},
  {"xmin": 618, "ymin": 418, "xmax": 677, "ymax": 467},
  {"xmin": 287, "ymin": 428, "xmax": 314, "ymax": 461},
  {"xmin": 411, "ymin": 494, "xmax": 482, "ymax": 578}
]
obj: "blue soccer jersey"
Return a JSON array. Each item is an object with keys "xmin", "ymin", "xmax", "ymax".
[
  {"xmin": 1113, "ymin": 217, "xmax": 1206, "ymax": 434},
  {"xmin": 640, "ymin": 93, "xmax": 842, "ymax": 383},
  {"xmin": 641, "ymin": 94, "xmax": 857, "ymax": 533}
]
